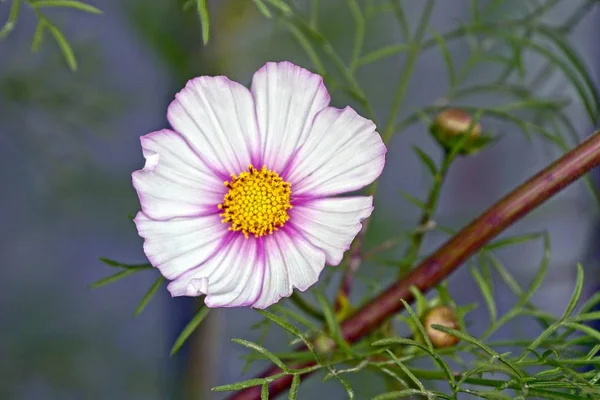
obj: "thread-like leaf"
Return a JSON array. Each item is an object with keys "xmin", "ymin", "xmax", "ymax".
[
  {"xmin": 288, "ymin": 374, "xmax": 300, "ymax": 400},
  {"xmin": 0, "ymin": 0, "xmax": 21, "ymax": 40},
  {"xmin": 31, "ymin": 21, "xmax": 45, "ymax": 52},
  {"xmin": 88, "ymin": 268, "xmax": 140, "ymax": 288},
  {"xmin": 373, "ymin": 389, "xmax": 428, "ymax": 400},
  {"xmin": 326, "ymin": 369, "xmax": 354, "ymax": 399},
  {"xmin": 561, "ymin": 263, "xmax": 584, "ymax": 319},
  {"xmin": 399, "ymin": 190, "xmax": 427, "ymax": 210},
  {"xmin": 134, "ymin": 275, "xmax": 164, "ymax": 316},
  {"xmin": 430, "ymin": 28, "xmax": 456, "ymax": 88},
  {"xmin": 44, "ymin": 19, "xmax": 77, "ymax": 70},
  {"xmin": 412, "ymin": 145, "xmax": 438, "ymax": 176},
  {"xmin": 170, "ymin": 305, "xmax": 210, "ymax": 356},
  {"xmin": 315, "ymin": 291, "xmax": 351, "ymax": 353},
  {"xmin": 472, "ymin": 266, "xmax": 497, "ymax": 324},
  {"xmin": 256, "ymin": 309, "xmax": 317, "ymax": 358},
  {"xmin": 253, "ymin": 0, "xmax": 272, "ymax": 18},
  {"xmin": 213, "ymin": 378, "xmax": 270, "ymax": 392},
  {"xmin": 432, "ymin": 324, "xmax": 525, "ymax": 379},
  {"xmin": 356, "ymin": 44, "xmax": 410, "ymax": 67},
  {"xmin": 484, "ymin": 232, "xmax": 543, "ymax": 250},
  {"xmin": 232, "ymin": 338, "xmax": 289, "ymax": 372},
  {"xmin": 195, "ymin": 0, "xmax": 210, "ymax": 45},
  {"xmin": 261, "ymin": 383, "xmax": 269, "ymax": 399},
  {"xmin": 372, "ymin": 337, "xmax": 456, "ymax": 388},
  {"xmin": 385, "ymin": 349, "xmax": 426, "ymax": 392},
  {"xmin": 401, "ymin": 299, "xmax": 433, "ymax": 351},
  {"xmin": 33, "ymin": 1, "xmax": 102, "ymax": 14},
  {"xmin": 98, "ymin": 257, "xmax": 152, "ymax": 270}
]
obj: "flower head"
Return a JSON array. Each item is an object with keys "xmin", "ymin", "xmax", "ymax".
[{"xmin": 132, "ymin": 62, "xmax": 386, "ymax": 309}]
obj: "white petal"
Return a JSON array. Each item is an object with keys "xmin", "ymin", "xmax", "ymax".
[
  {"xmin": 287, "ymin": 107, "xmax": 386, "ymax": 197},
  {"xmin": 167, "ymin": 235, "xmax": 264, "ymax": 308},
  {"xmin": 167, "ymin": 76, "xmax": 261, "ymax": 175},
  {"xmin": 290, "ymin": 197, "xmax": 373, "ymax": 266},
  {"xmin": 251, "ymin": 228, "xmax": 326, "ymax": 309},
  {"xmin": 134, "ymin": 212, "xmax": 227, "ymax": 279},
  {"xmin": 132, "ymin": 130, "xmax": 225, "ymax": 220},
  {"xmin": 251, "ymin": 61, "xmax": 330, "ymax": 173}
]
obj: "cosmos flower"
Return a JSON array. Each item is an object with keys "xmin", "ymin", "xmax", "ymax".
[{"xmin": 132, "ymin": 61, "xmax": 386, "ymax": 309}]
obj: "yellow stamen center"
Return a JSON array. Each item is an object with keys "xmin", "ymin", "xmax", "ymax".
[{"xmin": 218, "ymin": 165, "xmax": 292, "ymax": 238}]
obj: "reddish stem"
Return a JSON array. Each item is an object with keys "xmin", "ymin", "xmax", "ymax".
[{"xmin": 225, "ymin": 131, "xmax": 600, "ymax": 400}]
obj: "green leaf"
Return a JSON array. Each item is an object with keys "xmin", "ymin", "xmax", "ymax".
[
  {"xmin": 484, "ymin": 232, "xmax": 543, "ymax": 250},
  {"xmin": 31, "ymin": 21, "xmax": 45, "ymax": 52},
  {"xmin": 408, "ymin": 286, "xmax": 428, "ymax": 317},
  {"xmin": 430, "ymin": 28, "xmax": 456, "ymax": 88},
  {"xmin": 459, "ymin": 389, "xmax": 512, "ymax": 400},
  {"xmin": 265, "ymin": 0, "xmax": 292, "ymax": 15},
  {"xmin": 497, "ymin": 32, "xmax": 597, "ymax": 124},
  {"xmin": 134, "ymin": 275, "xmax": 164, "ymax": 316},
  {"xmin": 326, "ymin": 370, "xmax": 354, "ymax": 399},
  {"xmin": 288, "ymin": 374, "xmax": 300, "ymax": 399},
  {"xmin": 271, "ymin": 304, "xmax": 316, "ymax": 330},
  {"xmin": 398, "ymin": 190, "xmax": 426, "ymax": 210},
  {"xmin": 400, "ymin": 299, "xmax": 433, "ymax": 351},
  {"xmin": 32, "ymin": 0, "xmax": 102, "ymax": 14},
  {"xmin": 212, "ymin": 378, "xmax": 269, "ymax": 392},
  {"xmin": 389, "ymin": 0, "xmax": 410, "ymax": 39},
  {"xmin": 232, "ymin": 338, "xmax": 289, "ymax": 372},
  {"xmin": 195, "ymin": 0, "xmax": 210, "ymax": 45},
  {"xmin": 170, "ymin": 304, "xmax": 210, "ymax": 356},
  {"xmin": 256, "ymin": 309, "xmax": 317, "ymax": 358},
  {"xmin": 88, "ymin": 268, "xmax": 140, "ymax": 288},
  {"xmin": 182, "ymin": 0, "xmax": 194, "ymax": 11},
  {"xmin": 373, "ymin": 389, "xmax": 427, "ymax": 400},
  {"xmin": 98, "ymin": 257, "xmax": 152, "ymax": 270},
  {"xmin": 385, "ymin": 349, "xmax": 426, "ymax": 392},
  {"xmin": 412, "ymin": 145, "xmax": 438, "ymax": 176},
  {"xmin": 562, "ymin": 322, "xmax": 600, "ymax": 342},
  {"xmin": 516, "ymin": 232, "xmax": 550, "ymax": 308},
  {"xmin": 347, "ymin": 0, "xmax": 365, "ymax": 70},
  {"xmin": 372, "ymin": 337, "xmax": 456, "ymax": 387},
  {"xmin": 0, "ymin": 0, "xmax": 21, "ymax": 40},
  {"xmin": 472, "ymin": 266, "xmax": 497, "ymax": 324},
  {"xmin": 372, "ymin": 337, "xmax": 421, "ymax": 347},
  {"xmin": 561, "ymin": 263, "xmax": 584, "ymax": 319},
  {"xmin": 532, "ymin": 25, "xmax": 600, "ymax": 124},
  {"xmin": 315, "ymin": 291, "xmax": 351, "ymax": 354},
  {"xmin": 432, "ymin": 324, "xmax": 525, "ymax": 379},
  {"xmin": 253, "ymin": 0, "xmax": 272, "ymax": 18},
  {"xmin": 261, "ymin": 382, "xmax": 269, "ymax": 400},
  {"xmin": 356, "ymin": 44, "xmax": 411, "ymax": 67},
  {"xmin": 44, "ymin": 19, "xmax": 77, "ymax": 70}
]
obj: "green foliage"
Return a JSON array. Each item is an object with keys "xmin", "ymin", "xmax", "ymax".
[
  {"xmin": 1, "ymin": 0, "xmax": 102, "ymax": 70},
  {"xmin": 170, "ymin": 303, "xmax": 210, "ymax": 356},
  {"xmin": 78, "ymin": 0, "xmax": 600, "ymax": 398}
]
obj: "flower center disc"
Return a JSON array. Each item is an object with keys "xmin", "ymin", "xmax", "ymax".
[{"xmin": 218, "ymin": 165, "xmax": 292, "ymax": 238}]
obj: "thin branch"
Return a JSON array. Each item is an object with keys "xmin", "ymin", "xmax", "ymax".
[
  {"xmin": 401, "ymin": 151, "xmax": 454, "ymax": 274},
  {"xmin": 224, "ymin": 130, "xmax": 600, "ymax": 400}
]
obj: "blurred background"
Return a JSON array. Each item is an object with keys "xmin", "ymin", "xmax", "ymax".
[{"xmin": 0, "ymin": 1, "xmax": 599, "ymax": 399}]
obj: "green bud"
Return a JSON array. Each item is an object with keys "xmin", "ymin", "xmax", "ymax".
[{"xmin": 430, "ymin": 109, "xmax": 493, "ymax": 155}]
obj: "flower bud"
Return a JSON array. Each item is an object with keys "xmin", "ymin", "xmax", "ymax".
[
  {"xmin": 434, "ymin": 109, "xmax": 482, "ymax": 139},
  {"xmin": 430, "ymin": 109, "xmax": 491, "ymax": 155},
  {"xmin": 421, "ymin": 305, "xmax": 459, "ymax": 348},
  {"xmin": 314, "ymin": 333, "xmax": 335, "ymax": 355}
]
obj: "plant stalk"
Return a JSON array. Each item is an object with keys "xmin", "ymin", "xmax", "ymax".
[{"xmin": 224, "ymin": 130, "xmax": 600, "ymax": 400}]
